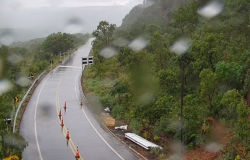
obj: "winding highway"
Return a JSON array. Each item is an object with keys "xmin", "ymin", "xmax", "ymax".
[{"xmin": 19, "ymin": 39, "xmax": 138, "ymax": 160}]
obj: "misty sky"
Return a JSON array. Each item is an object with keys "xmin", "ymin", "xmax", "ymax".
[{"xmin": 0, "ymin": 0, "xmax": 142, "ymax": 41}]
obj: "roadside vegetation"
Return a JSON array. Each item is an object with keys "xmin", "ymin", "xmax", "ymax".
[
  {"xmin": 84, "ymin": 0, "xmax": 250, "ymax": 159},
  {"xmin": 0, "ymin": 32, "xmax": 90, "ymax": 159}
]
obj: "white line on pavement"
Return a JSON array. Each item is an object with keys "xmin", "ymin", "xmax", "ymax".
[
  {"xmin": 74, "ymin": 75, "xmax": 125, "ymax": 160},
  {"xmin": 34, "ymin": 74, "xmax": 53, "ymax": 160}
]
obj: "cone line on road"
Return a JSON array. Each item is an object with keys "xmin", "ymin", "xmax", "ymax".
[{"xmin": 55, "ymin": 79, "xmax": 83, "ymax": 160}]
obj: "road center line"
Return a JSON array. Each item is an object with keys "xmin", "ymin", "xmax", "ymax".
[
  {"xmin": 74, "ymin": 75, "xmax": 125, "ymax": 160},
  {"xmin": 56, "ymin": 74, "xmax": 84, "ymax": 160}
]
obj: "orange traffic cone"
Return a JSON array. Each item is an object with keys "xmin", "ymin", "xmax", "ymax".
[
  {"xmin": 75, "ymin": 146, "xmax": 80, "ymax": 159},
  {"xmin": 61, "ymin": 116, "xmax": 64, "ymax": 127},
  {"xmin": 66, "ymin": 129, "xmax": 70, "ymax": 139},
  {"xmin": 58, "ymin": 109, "xmax": 62, "ymax": 119}
]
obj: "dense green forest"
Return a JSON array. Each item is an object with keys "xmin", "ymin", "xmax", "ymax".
[
  {"xmin": 0, "ymin": 32, "xmax": 89, "ymax": 159},
  {"xmin": 86, "ymin": 0, "xmax": 250, "ymax": 159}
]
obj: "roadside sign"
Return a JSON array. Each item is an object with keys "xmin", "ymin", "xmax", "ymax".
[
  {"xmin": 28, "ymin": 73, "xmax": 34, "ymax": 80},
  {"xmin": 14, "ymin": 96, "xmax": 18, "ymax": 103},
  {"xmin": 4, "ymin": 117, "xmax": 11, "ymax": 125},
  {"xmin": 3, "ymin": 156, "xmax": 23, "ymax": 160},
  {"xmin": 82, "ymin": 56, "xmax": 94, "ymax": 65},
  {"xmin": 82, "ymin": 57, "xmax": 88, "ymax": 65},
  {"xmin": 88, "ymin": 56, "xmax": 94, "ymax": 65}
]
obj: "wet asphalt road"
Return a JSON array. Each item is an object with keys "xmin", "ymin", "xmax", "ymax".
[{"xmin": 20, "ymin": 39, "xmax": 139, "ymax": 160}]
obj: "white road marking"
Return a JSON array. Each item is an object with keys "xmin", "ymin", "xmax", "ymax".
[
  {"xmin": 74, "ymin": 75, "xmax": 125, "ymax": 160},
  {"xmin": 34, "ymin": 74, "xmax": 53, "ymax": 160},
  {"xmin": 60, "ymin": 66, "xmax": 82, "ymax": 69},
  {"xmin": 56, "ymin": 77, "xmax": 84, "ymax": 160}
]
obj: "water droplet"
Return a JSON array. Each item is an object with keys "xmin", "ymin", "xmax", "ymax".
[
  {"xmin": 99, "ymin": 47, "xmax": 118, "ymax": 59},
  {"xmin": 40, "ymin": 103, "xmax": 53, "ymax": 118},
  {"xmin": 0, "ymin": 79, "xmax": 13, "ymax": 96},
  {"xmin": 0, "ymin": 35, "xmax": 14, "ymax": 46},
  {"xmin": 205, "ymin": 142, "xmax": 222, "ymax": 152},
  {"xmin": 7, "ymin": 54, "xmax": 23, "ymax": 64},
  {"xmin": 111, "ymin": 37, "xmax": 129, "ymax": 47},
  {"xmin": 0, "ymin": 29, "xmax": 14, "ymax": 46},
  {"xmin": 169, "ymin": 142, "xmax": 186, "ymax": 157},
  {"xmin": 16, "ymin": 76, "xmax": 32, "ymax": 87},
  {"xmin": 63, "ymin": 17, "xmax": 84, "ymax": 34},
  {"xmin": 128, "ymin": 37, "xmax": 150, "ymax": 52},
  {"xmin": 197, "ymin": 1, "xmax": 224, "ymax": 18},
  {"xmin": 170, "ymin": 37, "xmax": 192, "ymax": 55},
  {"xmin": 3, "ymin": 133, "xmax": 28, "ymax": 148},
  {"xmin": 85, "ymin": 93, "xmax": 103, "ymax": 117},
  {"xmin": 138, "ymin": 92, "xmax": 155, "ymax": 105}
]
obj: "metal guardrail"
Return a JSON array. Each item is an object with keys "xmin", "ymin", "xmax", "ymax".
[
  {"xmin": 12, "ymin": 45, "xmax": 86, "ymax": 133},
  {"xmin": 125, "ymin": 133, "xmax": 163, "ymax": 150},
  {"xmin": 13, "ymin": 70, "xmax": 47, "ymax": 133}
]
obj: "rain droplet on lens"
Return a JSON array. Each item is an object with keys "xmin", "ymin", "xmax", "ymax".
[
  {"xmin": 0, "ymin": 29, "xmax": 14, "ymax": 46},
  {"xmin": 137, "ymin": 92, "xmax": 155, "ymax": 106},
  {"xmin": 169, "ymin": 154, "xmax": 182, "ymax": 160},
  {"xmin": 0, "ymin": 35, "xmax": 14, "ymax": 46},
  {"xmin": 7, "ymin": 54, "xmax": 23, "ymax": 64},
  {"xmin": 128, "ymin": 37, "xmax": 150, "ymax": 52},
  {"xmin": 16, "ymin": 76, "xmax": 32, "ymax": 87},
  {"xmin": 169, "ymin": 142, "xmax": 186, "ymax": 156},
  {"xmin": 99, "ymin": 47, "xmax": 118, "ymax": 59},
  {"xmin": 111, "ymin": 37, "xmax": 129, "ymax": 47},
  {"xmin": 197, "ymin": 1, "xmax": 224, "ymax": 18},
  {"xmin": 0, "ymin": 79, "xmax": 13, "ymax": 96},
  {"xmin": 170, "ymin": 37, "xmax": 192, "ymax": 55},
  {"xmin": 63, "ymin": 17, "xmax": 84, "ymax": 34},
  {"xmin": 40, "ymin": 102, "xmax": 53, "ymax": 118},
  {"xmin": 205, "ymin": 142, "xmax": 222, "ymax": 152}
]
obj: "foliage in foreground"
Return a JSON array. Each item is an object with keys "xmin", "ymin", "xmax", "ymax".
[{"xmin": 87, "ymin": 0, "xmax": 250, "ymax": 159}]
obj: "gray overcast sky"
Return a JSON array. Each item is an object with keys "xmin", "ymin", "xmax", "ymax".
[
  {"xmin": 0, "ymin": 0, "xmax": 142, "ymax": 41},
  {"xmin": 0, "ymin": 0, "xmax": 141, "ymax": 9}
]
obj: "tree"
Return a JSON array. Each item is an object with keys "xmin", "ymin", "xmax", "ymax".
[
  {"xmin": 220, "ymin": 89, "xmax": 241, "ymax": 120},
  {"xmin": 171, "ymin": 0, "xmax": 198, "ymax": 34},
  {"xmin": 199, "ymin": 69, "xmax": 219, "ymax": 115},
  {"xmin": 92, "ymin": 21, "xmax": 116, "ymax": 46},
  {"xmin": 158, "ymin": 69, "xmax": 180, "ymax": 95},
  {"xmin": 150, "ymin": 31, "xmax": 168, "ymax": 70},
  {"xmin": 215, "ymin": 61, "xmax": 243, "ymax": 89},
  {"xmin": 190, "ymin": 32, "xmax": 225, "ymax": 73},
  {"xmin": 1, "ymin": 133, "xmax": 28, "ymax": 159},
  {"xmin": 236, "ymin": 99, "xmax": 250, "ymax": 142},
  {"xmin": 42, "ymin": 32, "xmax": 74, "ymax": 55}
]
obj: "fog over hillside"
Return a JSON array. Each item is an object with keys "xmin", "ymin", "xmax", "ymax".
[{"xmin": 0, "ymin": 1, "xmax": 142, "ymax": 42}]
